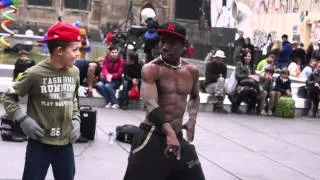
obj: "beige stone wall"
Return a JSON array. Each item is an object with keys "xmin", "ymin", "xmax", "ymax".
[
  {"xmin": 252, "ymin": 12, "xmax": 320, "ymax": 46},
  {"xmin": 249, "ymin": 0, "xmax": 320, "ymax": 46}
]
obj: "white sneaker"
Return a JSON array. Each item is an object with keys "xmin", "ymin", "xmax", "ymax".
[
  {"xmin": 111, "ymin": 104, "xmax": 119, "ymax": 109},
  {"xmin": 261, "ymin": 110, "xmax": 267, "ymax": 116},
  {"xmin": 267, "ymin": 110, "xmax": 273, "ymax": 116},
  {"xmin": 105, "ymin": 102, "xmax": 112, "ymax": 108}
]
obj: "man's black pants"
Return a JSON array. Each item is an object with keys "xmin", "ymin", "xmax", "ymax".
[{"xmin": 124, "ymin": 123, "xmax": 205, "ymax": 180}]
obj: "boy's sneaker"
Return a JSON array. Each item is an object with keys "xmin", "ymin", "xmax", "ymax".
[
  {"xmin": 105, "ymin": 102, "xmax": 112, "ymax": 108},
  {"xmin": 112, "ymin": 104, "xmax": 119, "ymax": 109},
  {"xmin": 261, "ymin": 110, "xmax": 267, "ymax": 116},
  {"xmin": 267, "ymin": 110, "xmax": 273, "ymax": 116}
]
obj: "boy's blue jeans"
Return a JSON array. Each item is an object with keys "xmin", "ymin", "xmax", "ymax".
[
  {"xmin": 96, "ymin": 81, "xmax": 119, "ymax": 105},
  {"xmin": 22, "ymin": 140, "xmax": 75, "ymax": 180}
]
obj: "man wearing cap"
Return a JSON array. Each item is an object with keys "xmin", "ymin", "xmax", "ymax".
[
  {"xmin": 204, "ymin": 49, "xmax": 228, "ymax": 113},
  {"xmin": 124, "ymin": 21, "xmax": 205, "ymax": 180},
  {"xmin": 2, "ymin": 22, "xmax": 81, "ymax": 180}
]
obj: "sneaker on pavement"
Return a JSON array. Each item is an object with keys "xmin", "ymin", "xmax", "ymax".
[
  {"xmin": 112, "ymin": 104, "xmax": 119, "ymax": 109},
  {"xmin": 267, "ymin": 110, "xmax": 273, "ymax": 116},
  {"xmin": 261, "ymin": 110, "xmax": 267, "ymax": 116},
  {"xmin": 105, "ymin": 102, "xmax": 112, "ymax": 108}
]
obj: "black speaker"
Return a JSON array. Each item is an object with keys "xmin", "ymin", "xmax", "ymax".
[
  {"xmin": 79, "ymin": 105, "xmax": 97, "ymax": 140},
  {"xmin": 175, "ymin": 0, "xmax": 201, "ymax": 20}
]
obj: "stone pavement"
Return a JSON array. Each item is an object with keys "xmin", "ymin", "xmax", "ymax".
[{"xmin": 0, "ymin": 105, "xmax": 320, "ymax": 180}]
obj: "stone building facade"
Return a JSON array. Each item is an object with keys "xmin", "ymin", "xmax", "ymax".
[{"xmin": 8, "ymin": 0, "xmax": 173, "ymax": 34}]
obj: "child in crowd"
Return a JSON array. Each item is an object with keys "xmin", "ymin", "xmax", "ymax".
[
  {"xmin": 274, "ymin": 68, "xmax": 292, "ymax": 107},
  {"xmin": 13, "ymin": 50, "xmax": 35, "ymax": 81},
  {"xmin": 258, "ymin": 67, "xmax": 275, "ymax": 116}
]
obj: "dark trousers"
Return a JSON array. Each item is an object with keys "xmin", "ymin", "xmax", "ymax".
[
  {"xmin": 22, "ymin": 140, "xmax": 75, "ymax": 180},
  {"xmin": 124, "ymin": 123, "xmax": 205, "ymax": 180},
  {"xmin": 96, "ymin": 80, "xmax": 121, "ymax": 104},
  {"xmin": 308, "ymin": 87, "xmax": 320, "ymax": 116},
  {"xmin": 119, "ymin": 79, "xmax": 141, "ymax": 108}
]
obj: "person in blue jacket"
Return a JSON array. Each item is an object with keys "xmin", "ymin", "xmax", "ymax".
[{"xmin": 278, "ymin": 34, "xmax": 292, "ymax": 68}]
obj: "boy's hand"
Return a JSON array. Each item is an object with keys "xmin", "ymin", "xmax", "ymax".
[
  {"xmin": 70, "ymin": 120, "xmax": 81, "ymax": 143},
  {"xmin": 19, "ymin": 116, "xmax": 44, "ymax": 140},
  {"xmin": 286, "ymin": 90, "xmax": 292, "ymax": 97}
]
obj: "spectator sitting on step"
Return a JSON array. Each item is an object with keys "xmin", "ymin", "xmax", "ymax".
[
  {"xmin": 96, "ymin": 45, "xmax": 125, "ymax": 109},
  {"xmin": 288, "ymin": 57, "xmax": 301, "ymax": 77},
  {"xmin": 204, "ymin": 46, "xmax": 219, "ymax": 63},
  {"xmin": 13, "ymin": 50, "xmax": 35, "ymax": 81},
  {"xmin": 75, "ymin": 57, "xmax": 103, "ymax": 97},
  {"xmin": 204, "ymin": 50, "xmax": 228, "ymax": 113},
  {"xmin": 230, "ymin": 50, "xmax": 261, "ymax": 114},
  {"xmin": 301, "ymin": 58, "xmax": 317, "ymax": 81},
  {"xmin": 274, "ymin": 68, "xmax": 292, "ymax": 110},
  {"xmin": 119, "ymin": 51, "xmax": 143, "ymax": 109},
  {"xmin": 258, "ymin": 67, "xmax": 275, "ymax": 116},
  {"xmin": 306, "ymin": 61, "xmax": 320, "ymax": 117}
]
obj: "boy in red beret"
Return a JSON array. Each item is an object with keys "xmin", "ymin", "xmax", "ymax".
[{"xmin": 2, "ymin": 22, "xmax": 81, "ymax": 180}]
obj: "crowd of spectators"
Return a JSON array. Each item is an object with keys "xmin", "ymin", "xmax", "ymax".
[{"xmin": 204, "ymin": 31, "xmax": 320, "ymax": 117}]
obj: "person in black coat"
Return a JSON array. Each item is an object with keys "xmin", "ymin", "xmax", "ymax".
[
  {"xmin": 231, "ymin": 50, "xmax": 261, "ymax": 114},
  {"xmin": 306, "ymin": 61, "xmax": 320, "ymax": 117},
  {"xmin": 204, "ymin": 50, "xmax": 228, "ymax": 113},
  {"xmin": 119, "ymin": 51, "xmax": 143, "ymax": 109},
  {"xmin": 13, "ymin": 50, "xmax": 35, "ymax": 81}
]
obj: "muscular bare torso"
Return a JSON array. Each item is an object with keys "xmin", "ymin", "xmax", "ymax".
[{"xmin": 143, "ymin": 58, "xmax": 199, "ymax": 132}]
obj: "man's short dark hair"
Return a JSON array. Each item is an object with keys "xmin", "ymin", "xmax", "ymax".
[
  {"xmin": 108, "ymin": 45, "xmax": 118, "ymax": 51},
  {"xmin": 281, "ymin": 34, "xmax": 288, "ymax": 39},
  {"xmin": 47, "ymin": 41, "xmax": 71, "ymax": 54}
]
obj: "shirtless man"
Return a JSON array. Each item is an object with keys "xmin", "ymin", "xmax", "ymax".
[{"xmin": 124, "ymin": 22, "xmax": 205, "ymax": 180}]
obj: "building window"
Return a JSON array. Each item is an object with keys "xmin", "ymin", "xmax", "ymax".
[
  {"xmin": 65, "ymin": 0, "xmax": 89, "ymax": 10},
  {"xmin": 28, "ymin": 0, "xmax": 52, "ymax": 6}
]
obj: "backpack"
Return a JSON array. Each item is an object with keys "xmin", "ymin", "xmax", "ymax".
[{"xmin": 116, "ymin": 124, "xmax": 140, "ymax": 144}]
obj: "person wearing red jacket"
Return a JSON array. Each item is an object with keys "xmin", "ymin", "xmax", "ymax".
[{"xmin": 96, "ymin": 45, "xmax": 125, "ymax": 109}]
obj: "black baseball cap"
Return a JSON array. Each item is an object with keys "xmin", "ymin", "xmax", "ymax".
[{"xmin": 157, "ymin": 22, "xmax": 186, "ymax": 41}]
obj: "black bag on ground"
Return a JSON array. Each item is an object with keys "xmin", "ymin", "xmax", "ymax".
[
  {"xmin": 116, "ymin": 124, "xmax": 140, "ymax": 144},
  {"xmin": 79, "ymin": 105, "xmax": 97, "ymax": 140},
  {"xmin": 0, "ymin": 113, "xmax": 26, "ymax": 142}
]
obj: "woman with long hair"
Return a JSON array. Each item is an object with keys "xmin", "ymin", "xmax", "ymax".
[{"xmin": 230, "ymin": 50, "xmax": 261, "ymax": 114}]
